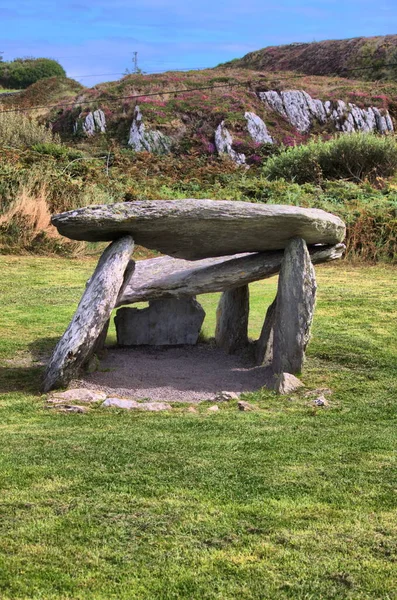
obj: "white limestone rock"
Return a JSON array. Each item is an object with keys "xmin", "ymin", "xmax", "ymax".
[
  {"xmin": 259, "ymin": 91, "xmax": 287, "ymax": 118},
  {"xmin": 215, "ymin": 121, "xmax": 246, "ymax": 164},
  {"xmin": 81, "ymin": 109, "xmax": 106, "ymax": 136},
  {"xmin": 128, "ymin": 106, "xmax": 171, "ymax": 154},
  {"xmin": 244, "ymin": 111, "xmax": 273, "ymax": 144},
  {"xmin": 259, "ymin": 89, "xmax": 394, "ymax": 135}
]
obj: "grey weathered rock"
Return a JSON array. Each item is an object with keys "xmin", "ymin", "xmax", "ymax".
[
  {"xmin": 215, "ymin": 285, "xmax": 249, "ymax": 353},
  {"xmin": 212, "ymin": 391, "xmax": 240, "ymax": 402},
  {"xmin": 238, "ymin": 400, "xmax": 256, "ymax": 411},
  {"xmin": 103, "ymin": 398, "xmax": 171, "ymax": 411},
  {"xmin": 215, "ymin": 121, "xmax": 246, "ymax": 164},
  {"xmin": 259, "ymin": 89, "xmax": 394, "ymax": 134},
  {"xmin": 255, "ymin": 297, "xmax": 276, "ymax": 366},
  {"xmin": 42, "ymin": 236, "xmax": 134, "ymax": 392},
  {"xmin": 48, "ymin": 388, "xmax": 107, "ymax": 403},
  {"xmin": 57, "ymin": 404, "xmax": 88, "ymax": 413},
  {"xmin": 312, "ymin": 395, "xmax": 330, "ymax": 407},
  {"xmin": 115, "ymin": 297, "xmax": 205, "ymax": 346},
  {"xmin": 208, "ymin": 405, "xmax": 220, "ymax": 412},
  {"xmin": 272, "ymin": 237, "xmax": 317, "ymax": 375},
  {"xmin": 244, "ymin": 111, "xmax": 273, "ymax": 143},
  {"xmin": 52, "ymin": 199, "xmax": 346, "ymax": 259},
  {"xmin": 128, "ymin": 106, "xmax": 171, "ymax": 154},
  {"xmin": 118, "ymin": 243, "xmax": 345, "ymax": 305},
  {"xmin": 79, "ymin": 109, "xmax": 107, "ymax": 136},
  {"xmin": 272, "ymin": 372, "xmax": 304, "ymax": 395}
]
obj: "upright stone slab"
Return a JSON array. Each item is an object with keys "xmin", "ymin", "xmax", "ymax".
[
  {"xmin": 43, "ymin": 236, "xmax": 134, "ymax": 392},
  {"xmin": 115, "ymin": 297, "xmax": 205, "ymax": 346},
  {"xmin": 272, "ymin": 237, "xmax": 317, "ymax": 375},
  {"xmin": 215, "ymin": 285, "xmax": 249, "ymax": 354},
  {"xmin": 255, "ymin": 297, "xmax": 276, "ymax": 366}
]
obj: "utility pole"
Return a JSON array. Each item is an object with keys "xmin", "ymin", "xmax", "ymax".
[{"xmin": 132, "ymin": 51, "xmax": 138, "ymax": 73}]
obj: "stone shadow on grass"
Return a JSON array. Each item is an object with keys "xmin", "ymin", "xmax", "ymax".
[{"xmin": 0, "ymin": 337, "xmax": 56, "ymax": 394}]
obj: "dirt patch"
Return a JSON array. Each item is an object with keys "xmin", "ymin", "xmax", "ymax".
[{"xmin": 75, "ymin": 343, "xmax": 270, "ymax": 403}]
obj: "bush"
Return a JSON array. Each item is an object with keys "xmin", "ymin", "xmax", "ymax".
[
  {"xmin": 0, "ymin": 58, "xmax": 66, "ymax": 90},
  {"xmin": 0, "ymin": 111, "xmax": 60, "ymax": 148},
  {"xmin": 263, "ymin": 134, "xmax": 397, "ymax": 184}
]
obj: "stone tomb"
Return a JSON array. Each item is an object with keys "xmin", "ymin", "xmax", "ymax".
[{"xmin": 42, "ymin": 199, "xmax": 345, "ymax": 393}]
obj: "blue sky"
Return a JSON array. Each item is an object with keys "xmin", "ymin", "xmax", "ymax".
[{"xmin": 1, "ymin": 0, "xmax": 397, "ymax": 85}]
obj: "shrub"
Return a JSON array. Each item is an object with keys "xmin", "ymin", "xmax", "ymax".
[
  {"xmin": 0, "ymin": 111, "xmax": 60, "ymax": 148},
  {"xmin": 0, "ymin": 58, "xmax": 66, "ymax": 90},
  {"xmin": 263, "ymin": 134, "xmax": 397, "ymax": 184}
]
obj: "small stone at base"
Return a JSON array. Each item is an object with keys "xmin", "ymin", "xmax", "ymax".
[
  {"xmin": 312, "ymin": 395, "xmax": 330, "ymax": 407},
  {"xmin": 272, "ymin": 373, "xmax": 304, "ymax": 395},
  {"xmin": 238, "ymin": 401, "xmax": 256, "ymax": 411},
  {"xmin": 103, "ymin": 398, "xmax": 171, "ymax": 411},
  {"xmin": 48, "ymin": 388, "xmax": 107, "ymax": 403}
]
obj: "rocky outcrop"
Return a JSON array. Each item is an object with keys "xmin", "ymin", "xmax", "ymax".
[
  {"xmin": 259, "ymin": 90, "xmax": 394, "ymax": 134},
  {"xmin": 215, "ymin": 121, "xmax": 246, "ymax": 164},
  {"xmin": 51, "ymin": 199, "xmax": 346, "ymax": 259},
  {"xmin": 244, "ymin": 111, "xmax": 273, "ymax": 144},
  {"xmin": 128, "ymin": 106, "xmax": 171, "ymax": 154},
  {"xmin": 78, "ymin": 109, "xmax": 106, "ymax": 136}
]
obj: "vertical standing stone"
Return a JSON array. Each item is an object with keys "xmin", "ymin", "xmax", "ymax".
[
  {"xmin": 255, "ymin": 297, "xmax": 277, "ymax": 366},
  {"xmin": 215, "ymin": 285, "xmax": 249, "ymax": 354},
  {"xmin": 43, "ymin": 235, "xmax": 134, "ymax": 392},
  {"xmin": 272, "ymin": 237, "xmax": 317, "ymax": 375}
]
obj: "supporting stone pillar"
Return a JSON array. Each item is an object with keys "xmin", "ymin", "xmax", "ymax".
[
  {"xmin": 272, "ymin": 237, "xmax": 317, "ymax": 375},
  {"xmin": 43, "ymin": 235, "xmax": 134, "ymax": 392},
  {"xmin": 255, "ymin": 297, "xmax": 276, "ymax": 366},
  {"xmin": 215, "ymin": 285, "xmax": 249, "ymax": 354}
]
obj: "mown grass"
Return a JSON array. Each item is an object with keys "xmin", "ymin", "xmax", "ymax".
[{"xmin": 0, "ymin": 256, "xmax": 396, "ymax": 599}]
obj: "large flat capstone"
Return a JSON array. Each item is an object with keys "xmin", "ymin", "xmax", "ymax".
[{"xmin": 52, "ymin": 199, "xmax": 345, "ymax": 260}]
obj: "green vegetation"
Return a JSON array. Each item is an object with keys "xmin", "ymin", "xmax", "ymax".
[
  {"xmin": 0, "ymin": 146, "xmax": 396, "ymax": 262},
  {"xmin": 0, "ymin": 111, "xmax": 60, "ymax": 148},
  {"xmin": 0, "ymin": 257, "xmax": 396, "ymax": 599},
  {"xmin": 0, "ymin": 57, "xmax": 66, "ymax": 90},
  {"xmin": 263, "ymin": 133, "xmax": 397, "ymax": 184}
]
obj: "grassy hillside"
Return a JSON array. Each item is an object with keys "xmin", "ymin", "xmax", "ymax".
[
  {"xmin": 0, "ymin": 76, "xmax": 84, "ymax": 110},
  {"xmin": 1, "ymin": 69, "xmax": 396, "ymax": 262},
  {"xmin": 42, "ymin": 68, "xmax": 397, "ymax": 158},
  {"xmin": 221, "ymin": 35, "xmax": 397, "ymax": 80}
]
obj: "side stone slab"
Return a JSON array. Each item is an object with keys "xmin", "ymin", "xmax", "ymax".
[
  {"xmin": 215, "ymin": 285, "xmax": 249, "ymax": 353},
  {"xmin": 272, "ymin": 237, "xmax": 317, "ymax": 375},
  {"xmin": 117, "ymin": 244, "xmax": 345, "ymax": 306},
  {"xmin": 115, "ymin": 298, "xmax": 205, "ymax": 346},
  {"xmin": 42, "ymin": 236, "xmax": 134, "ymax": 392}
]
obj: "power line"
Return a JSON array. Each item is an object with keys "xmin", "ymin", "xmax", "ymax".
[
  {"xmin": 1, "ymin": 62, "xmax": 394, "ymax": 115},
  {"xmin": 0, "ymin": 80, "xmax": 255, "ymax": 114},
  {"xmin": 68, "ymin": 67, "xmax": 208, "ymax": 79}
]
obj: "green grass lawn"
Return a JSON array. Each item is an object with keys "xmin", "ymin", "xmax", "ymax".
[{"xmin": 0, "ymin": 256, "xmax": 396, "ymax": 599}]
